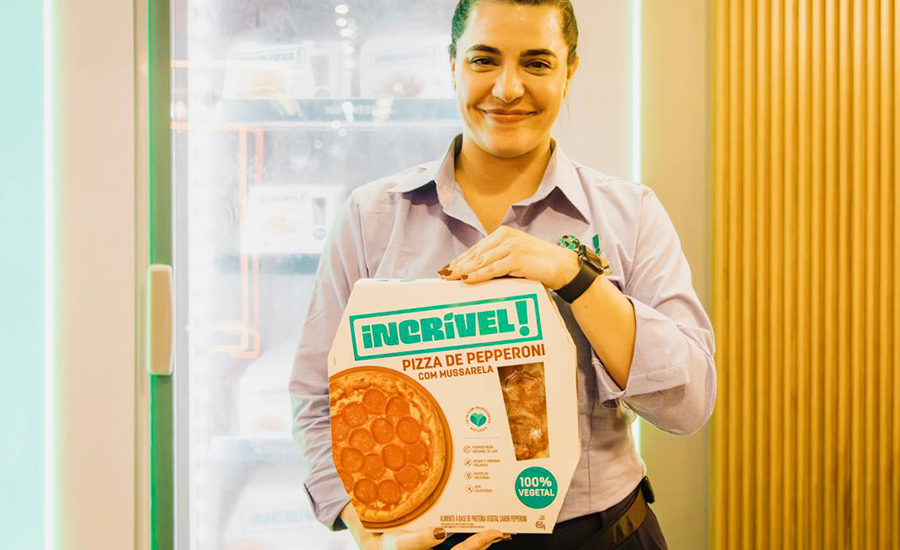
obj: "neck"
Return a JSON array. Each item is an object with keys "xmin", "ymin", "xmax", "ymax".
[{"xmin": 454, "ymin": 133, "xmax": 554, "ymax": 201}]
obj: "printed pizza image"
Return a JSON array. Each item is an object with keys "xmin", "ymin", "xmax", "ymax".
[
  {"xmin": 498, "ymin": 363, "xmax": 550, "ymax": 460},
  {"xmin": 329, "ymin": 366, "xmax": 452, "ymax": 527}
]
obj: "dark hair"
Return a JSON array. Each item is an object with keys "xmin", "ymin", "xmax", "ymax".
[{"xmin": 448, "ymin": 0, "xmax": 579, "ymax": 67}]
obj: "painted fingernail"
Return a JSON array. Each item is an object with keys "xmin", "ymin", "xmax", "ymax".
[
  {"xmin": 434, "ymin": 527, "xmax": 446, "ymax": 540},
  {"xmin": 461, "ymin": 274, "xmax": 468, "ymax": 280},
  {"xmin": 439, "ymin": 268, "xmax": 452, "ymax": 276}
]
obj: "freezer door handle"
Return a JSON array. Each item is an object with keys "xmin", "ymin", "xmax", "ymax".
[{"xmin": 146, "ymin": 264, "xmax": 174, "ymax": 376}]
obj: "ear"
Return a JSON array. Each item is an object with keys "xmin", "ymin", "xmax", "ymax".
[
  {"xmin": 564, "ymin": 53, "xmax": 580, "ymax": 98},
  {"xmin": 450, "ymin": 57, "xmax": 456, "ymax": 91}
]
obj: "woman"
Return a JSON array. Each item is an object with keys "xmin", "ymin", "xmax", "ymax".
[{"xmin": 290, "ymin": 1, "xmax": 717, "ymax": 548}]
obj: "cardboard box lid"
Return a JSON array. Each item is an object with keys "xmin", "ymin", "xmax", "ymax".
[{"xmin": 327, "ymin": 277, "xmax": 580, "ymax": 534}]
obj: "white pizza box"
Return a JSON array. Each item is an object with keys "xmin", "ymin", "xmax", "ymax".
[{"xmin": 326, "ymin": 277, "xmax": 579, "ymax": 534}]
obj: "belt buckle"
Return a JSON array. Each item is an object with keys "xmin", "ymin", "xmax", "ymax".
[{"xmin": 640, "ymin": 476, "xmax": 656, "ymax": 504}]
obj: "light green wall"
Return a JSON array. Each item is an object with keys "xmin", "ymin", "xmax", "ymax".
[{"xmin": 0, "ymin": 1, "xmax": 46, "ymax": 548}]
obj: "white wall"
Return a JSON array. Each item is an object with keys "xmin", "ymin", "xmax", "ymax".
[
  {"xmin": 641, "ymin": 1, "xmax": 712, "ymax": 549},
  {"xmin": 557, "ymin": 0, "xmax": 633, "ymax": 179},
  {"xmin": 52, "ymin": 0, "xmax": 136, "ymax": 547},
  {"xmin": 563, "ymin": 2, "xmax": 715, "ymax": 550}
]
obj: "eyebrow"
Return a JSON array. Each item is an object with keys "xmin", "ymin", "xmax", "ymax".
[{"xmin": 466, "ymin": 44, "xmax": 558, "ymax": 58}]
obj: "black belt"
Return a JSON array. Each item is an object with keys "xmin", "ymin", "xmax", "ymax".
[{"xmin": 571, "ymin": 477, "xmax": 656, "ymax": 549}]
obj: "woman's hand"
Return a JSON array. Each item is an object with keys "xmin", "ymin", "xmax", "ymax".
[
  {"xmin": 439, "ymin": 226, "xmax": 579, "ymax": 290},
  {"xmin": 340, "ymin": 502, "xmax": 510, "ymax": 550}
]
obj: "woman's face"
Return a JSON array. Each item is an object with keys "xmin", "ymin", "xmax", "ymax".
[{"xmin": 451, "ymin": 2, "xmax": 578, "ymax": 158}]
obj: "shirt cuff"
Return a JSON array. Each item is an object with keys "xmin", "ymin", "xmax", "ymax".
[
  {"xmin": 302, "ymin": 471, "xmax": 352, "ymax": 531},
  {"xmin": 592, "ymin": 294, "xmax": 691, "ymax": 406}
]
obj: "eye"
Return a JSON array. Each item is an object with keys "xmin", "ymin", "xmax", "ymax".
[
  {"xmin": 471, "ymin": 57, "xmax": 496, "ymax": 66},
  {"xmin": 527, "ymin": 60, "xmax": 552, "ymax": 70}
]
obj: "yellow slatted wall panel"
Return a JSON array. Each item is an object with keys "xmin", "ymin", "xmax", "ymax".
[{"xmin": 711, "ymin": 0, "xmax": 899, "ymax": 548}]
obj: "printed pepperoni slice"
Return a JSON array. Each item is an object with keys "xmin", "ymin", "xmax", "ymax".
[
  {"xmin": 362, "ymin": 388, "xmax": 387, "ymax": 415},
  {"xmin": 395, "ymin": 464, "xmax": 420, "ymax": 490},
  {"xmin": 370, "ymin": 418, "xmax": 394, "ymax": 444},
  {"xmin": 331, "ymin": 415, "xmax": 350, "ymax": 442},
  {"xmin": 362, "ymin": 453, "xmax": 386, "ymax": 478},
  {"xmin": 381, "ymin": 444, "xmax": 407, "ymax": 471},
  {"xmin": 354, "ymin": 478, "xmax": 378, "ymax": 505},
  {"xmin": 349, "ymin": 428, "xmax": 376, "ymax": 453},
  {"xmin": 340, "ymin": 447, "xmax": 365, "ymax": 473},
  {"xmin": 405, "ymin": 441, "xmax": 428, "ymax": 465},
  {"xmin": 396, "ymin": 416, "xmax": 421, "ymax": 444},
  {"xmin": 377, "ymin": 479, "xmax": 402, "ymax": 505},
  {"xmin": 342, "ymin": 403, "xmax": 368, "ymax": 427},
  {"xmin": 385, "ymin": 396, "xmax": 410, "ymax": 424}
]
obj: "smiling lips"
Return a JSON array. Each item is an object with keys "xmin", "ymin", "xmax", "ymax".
[{"xmin": 481, "ymin": 109, "xmax": 536, "ymax": 123}]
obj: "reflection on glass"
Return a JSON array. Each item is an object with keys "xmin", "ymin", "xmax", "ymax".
[{"xmin": 172, "ymin": 1, "xmax": 462, "ymax": 547}]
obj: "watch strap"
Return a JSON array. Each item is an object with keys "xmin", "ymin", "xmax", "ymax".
[{"xmin": 555, "ymin": 256, "xmax": 600, "ymax": 303}]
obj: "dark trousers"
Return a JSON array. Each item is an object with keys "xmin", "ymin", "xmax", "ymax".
[{"xmin": 434, "ymin": 485, "xmax": 668, "ymax": 550}]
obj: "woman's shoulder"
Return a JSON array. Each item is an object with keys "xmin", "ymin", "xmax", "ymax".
[
  {"xmin": 571, "ymin": 161, "xmax": 647, "ymax": 195},
  {"xmin": 348, "ymin": 160, "xmax": 439, "ymax": 211},
  {"xmin": 568, "ymin": 160, "xmax": 655, "ymax": 215}
]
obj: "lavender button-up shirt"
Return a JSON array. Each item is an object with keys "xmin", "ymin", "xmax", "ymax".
[{"xmin": 290, "ymin": 133, "xmax": 717, "ymax": 531}]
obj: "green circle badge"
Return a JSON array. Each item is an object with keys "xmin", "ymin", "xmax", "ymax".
[{"xmin": 514, "ymin": 467, "xmax": 558, "ymax": 509}]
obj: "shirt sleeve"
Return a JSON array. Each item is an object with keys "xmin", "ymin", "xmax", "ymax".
[
  {"xmin": 289, "ymin": 190, "xmax": 367, "ymax": 531},
  {"xmin": 591, "ymin": 186, "xmax": 717, "ymax": 436}
]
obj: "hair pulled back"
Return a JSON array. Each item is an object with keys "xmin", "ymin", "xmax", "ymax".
[{"xmin": 447, "ymin": 0, "xmax": 579, "ymax": 67}]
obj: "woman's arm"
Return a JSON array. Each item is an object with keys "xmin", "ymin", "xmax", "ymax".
[
  {"xmin": 552, "ymin": 257, "xmax": 637, "ymax": 390},
  {"xmin": 441, "ymin": 188, "xmax": 717, "ymax": 437},
  {"xmin": 573, "ymin": 187, "xmax": 717, "ymax": 436},
  {"xmin": 291, "ymin": 192, "xmax": 367, "ymax": 530}
]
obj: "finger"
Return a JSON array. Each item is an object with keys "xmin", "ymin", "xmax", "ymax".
[
  {"xmin": 449, "ymin": 241, "xmax": 515, "ymax": 281},
  {"xmin": 447, "ymin": 227, "xmax": 553, "ymax": 273},
  {"xmin": 448, "ymin": 226, "xmax": 513, "ymax": 270},
  {"xmin": 460, "ymin": 254, "xmax": 519, "ymax": 284},
  {"xmin": 447, "ymin": 242, "xmax": 496, "ymax": 274},
  {"xmin": 451, "ymin": 530, "xmax": 511, "ymax": 550},
  {"xmin": 387, "ymin": 526, "xmax": 448, "ymax": 550}
]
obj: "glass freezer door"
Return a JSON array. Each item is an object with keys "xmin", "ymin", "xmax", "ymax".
[
  {"xmin": 147, "ymin": 1, "xmax": 638, "ymax": 549},
  {"xmin": 150, "ymin": 1, "xmax": 465, "ymax": 548}
]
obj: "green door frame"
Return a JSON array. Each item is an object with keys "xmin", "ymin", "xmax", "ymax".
[{"xmin": 148, "ymin": 0, "xmax": 174, "ymax": 548}]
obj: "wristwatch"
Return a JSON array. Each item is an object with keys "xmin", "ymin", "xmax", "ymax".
[{"xmin": 555, "ymin": 234, "xmax": 612, "ymax": 303}]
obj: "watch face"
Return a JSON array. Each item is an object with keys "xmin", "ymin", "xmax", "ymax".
[
  {"xmin": 580, "ymin": 246, "xmax": 611, "ymax": 275},
  {"xmin": 559, "ymin": 235, "xmax": 610, "ymax": 275},
  {"xmin": 580, "ymin": 246, "xmax": 602, "ymax": 266}
]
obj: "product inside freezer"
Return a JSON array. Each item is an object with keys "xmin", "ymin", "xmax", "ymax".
[
  {"xmin": 359, "ymin": 35, "xmax": 454, "ymax": 98},
  {"xmin": 221, "ymin": 467, "xmax": 354, "ymax": 549},
  {"xmin": 223, "ymin": 41, "xmax": 349, "ymax": 100},
  {"xmin": 238, "ymin": 342, "xmax": 297, "ymax": 439},
  {"xmin": 241, "ymin": 184, "xmax": 345, "ymax": 255}
]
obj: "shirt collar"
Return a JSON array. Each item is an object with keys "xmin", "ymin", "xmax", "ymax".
[{"xmin": 388, "ymin": 133, "xmax": 592, "ymax": 224}]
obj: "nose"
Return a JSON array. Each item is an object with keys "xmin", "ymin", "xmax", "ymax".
[{"xmin": 492, "ymin": 63, "xmax": 525, "ymax": 104}]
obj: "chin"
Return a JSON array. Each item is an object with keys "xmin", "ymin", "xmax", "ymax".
[{"xmin": 477, "ymin": 131, "xmax": 540, "ymax": 158}]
